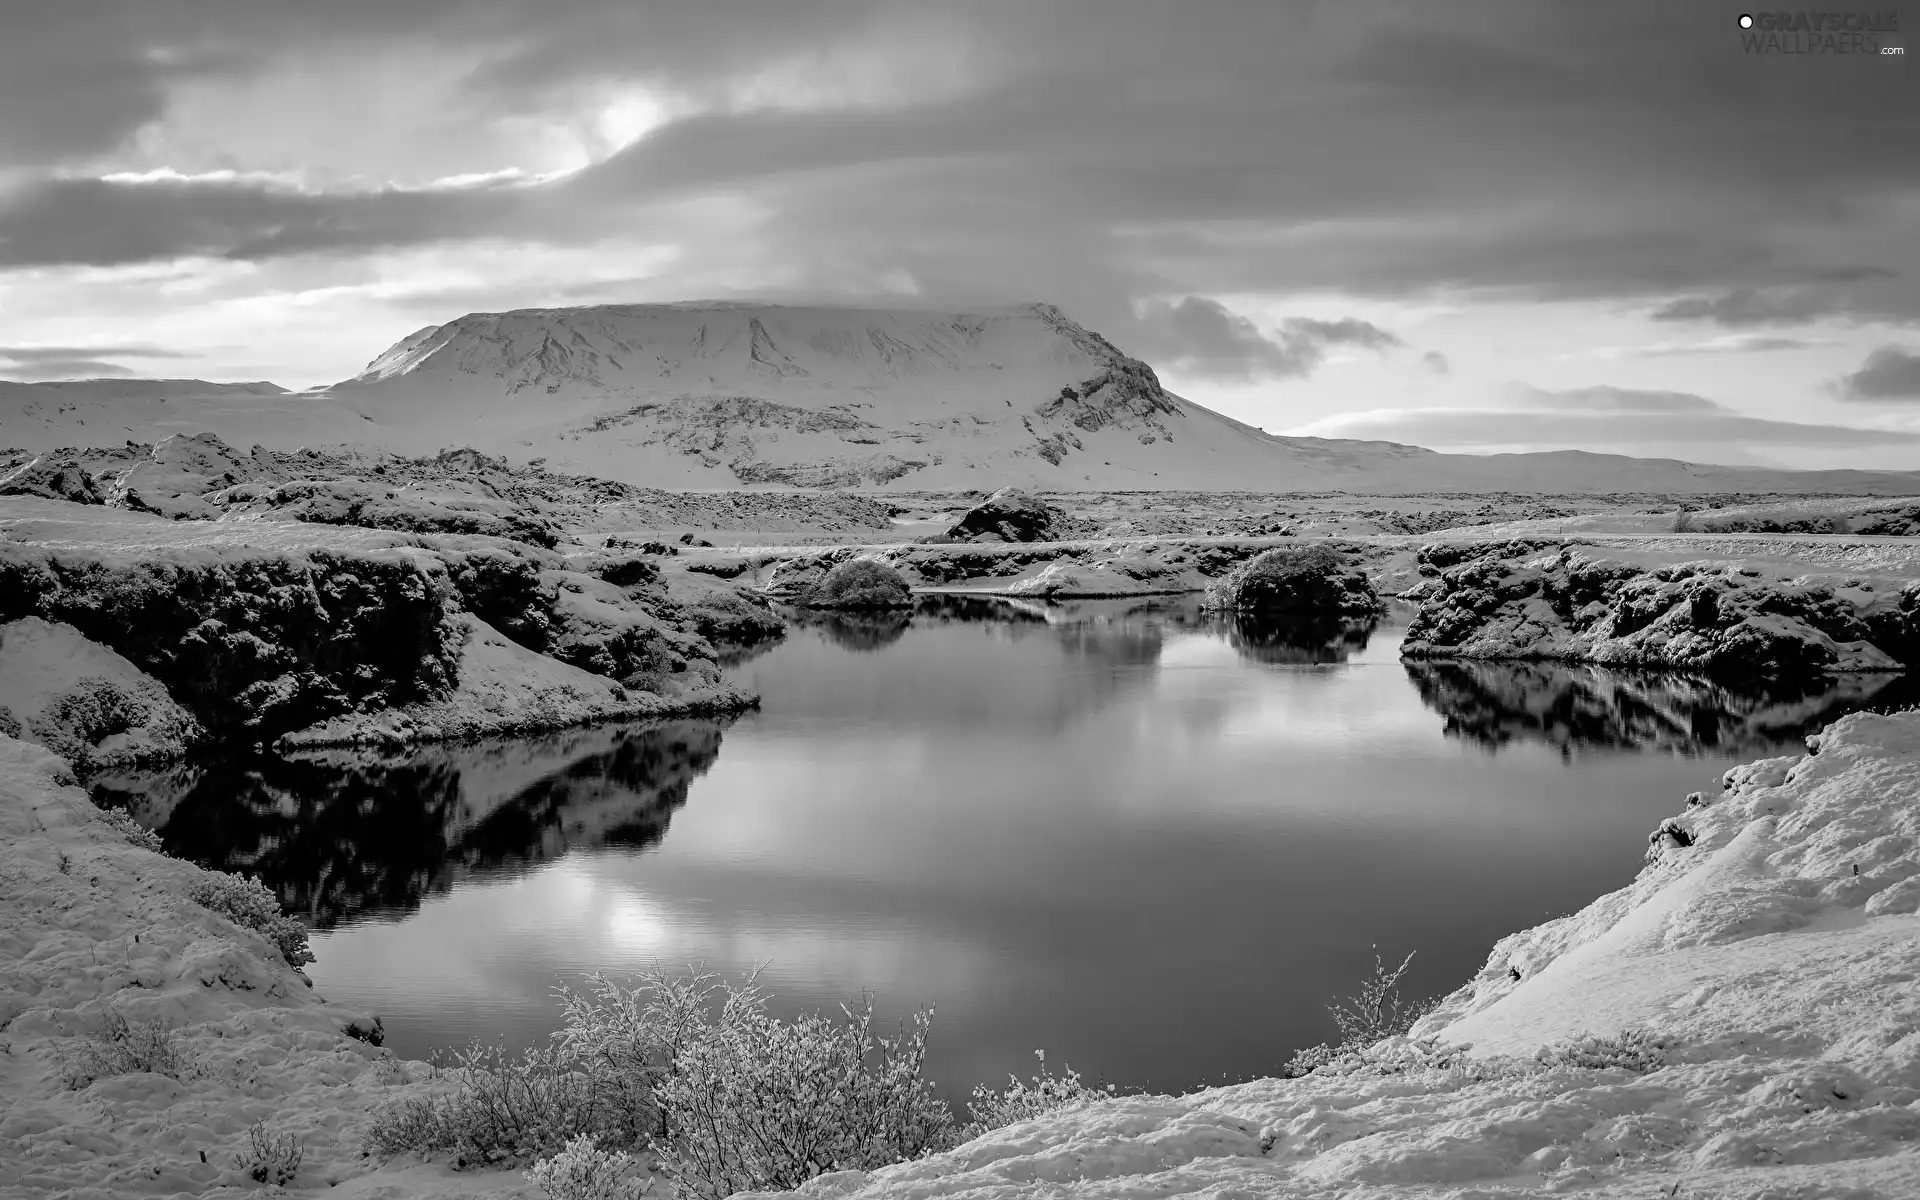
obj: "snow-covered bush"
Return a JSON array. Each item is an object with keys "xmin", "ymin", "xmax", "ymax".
[
  {"xmin": 1283, "ymin": 948, "xmax": 1437, "ymax": 1077},
  {"xmin": 94, "ymin": 805, "xmax": 163, "ymax": 852},
  {"xmin": 1328, "ymin": 948, "xmax": 1436, "ymax": 1045},
  {"xmin": 644, "ymin": 975, "xmax": 955, "ymax": 1200},
  {"xmin": 526, "ymin": 1134, "xmax": 650, "ymax": 1200},
  {"xmin": 1539, "ymin": 1030, "xmax": 1668, "ymax": 1075},
  {"xmin": 187, "ymin": 871, "xmax": 315, "ymax": 967},
  {"xmin": 370, "ymin": 967, "xmax": 958, "ymax": 1188},
  {"xmin": 59, "ymin": 1011, "xmax": 189, "ymax": 1088},
  {"xmin": 237, "ymin": 1121, "xmax": 302, "ymax": 1186},
  {"xmin": 963, "ymin": 1050, "xmax": 1114, "ymax": 1134},
  {"xmin": 365, "ymin": 1044, "xmax": 604, "ymax": 1167}
]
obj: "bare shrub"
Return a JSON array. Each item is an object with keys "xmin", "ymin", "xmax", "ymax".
[
  {"xmin": 1328, "ymin": 948, "xmax": 1437, "ymax": 1045},
  {"xmin": 59, "ymin": 1011, "xmax": 189, "ymax": 1088},
  {"xmin": 364, "ymin": 1044, "xmax": 606, "ymax": 1168},
  {"xmin": 1539, "ymin": 1030, "xmax": 1668, "ymax": 1075},
  {"xmin": 94, "ymin": 806, "xmax": 164, "ymax": 853},
  {"xmin": 368, "ymin": 967, "xmax": 959, "ymax": 1188},
  {"xmin": 1284, "ymin": 948, "xmax": 1438, "ymax": 1078},
  {"xmin": 645, "ymin": 976, "xmax": 955, "ymax": 1200},
  {"xmin": 1672, "ymin": 507, "xmax": 1696, "ymax": 533},
  {"xmin": 526, "ymin": 1134, "xmax": 651, "ymax": 1200},
  {"xmin": 962, "ymin": 1050, "xmax": 1114, "ymax": 1135},
  {"xmin": 187, "ymin": 871, "xmax": 314, "ymax": 968},
  {"xmin": 237, "ymin": 1121, "xmax": 302, "ymax": 1186}
]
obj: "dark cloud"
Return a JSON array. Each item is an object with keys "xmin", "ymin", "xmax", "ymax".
[
  {"xmin": 1838, "ymin": 347, "xmax": 1920, "ymax": 401},
  {"xmin": 1, "ymin": 0, "xmax": 1917, "ymax": 322},
  {"xmin": 1131, "ymin": 298, "xmax": 1400, "ymax": 381},
  {"xmin": 0, "ymin": 343, "xmax": 189, "ymax": 362},
  {"xmin": 0, "ymin": 342, "xmax": 193, "ymax": 381},
  {"xmin": 0, "ymin": 359, "xmax": 138, "ymax": 380},
  {"xmin": 1422, "ymin": 351, "xmax": 1449, "ymax": 374},
  {"xmin": 0, "ymin": 173, "xmax": 540, "ymax": 267},
  {"xmin": 1299, "ymin": 386, "xmax": 1920, "ymax": 455},
  {"xmin": 1651, "ymin": 287, "xmax": 1878, "ymax": 327}
]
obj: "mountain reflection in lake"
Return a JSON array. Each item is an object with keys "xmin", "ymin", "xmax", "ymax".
[{"xmin": 88, "ymin": 596, "xmax": 1913, "ymax": 1105}]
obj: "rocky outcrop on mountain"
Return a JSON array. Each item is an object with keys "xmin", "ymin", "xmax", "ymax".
[
  {"xmin": 1402, "ymin": 541, "xmax": 1920, "ymax": 677},
  {"xmin": 1201, "ymin": 545, "xmax": 1384, "ymax": 616}
]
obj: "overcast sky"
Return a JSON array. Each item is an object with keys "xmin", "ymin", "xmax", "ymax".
[{"xmin": 2, "ymin": 0, "xmax": 1918, "ymax": 467}]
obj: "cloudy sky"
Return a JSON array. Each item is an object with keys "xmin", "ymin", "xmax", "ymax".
[{"xmin": 2, "ymin": 0, "xmax": 1918, "ymax": 467}]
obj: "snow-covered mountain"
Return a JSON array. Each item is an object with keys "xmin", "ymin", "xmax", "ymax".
[{"xmin": 7, "ymin": 301, "xmax": 1920, "ymax": 494}]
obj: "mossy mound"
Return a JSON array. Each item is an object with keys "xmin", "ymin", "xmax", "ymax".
[
  {"xmin": 795, "ymin": 558, "xmax": 914, "ymax": 610},
  {"xmin": 1201, "ymin": 545, "xmax": 1383, "ymax": 615}
]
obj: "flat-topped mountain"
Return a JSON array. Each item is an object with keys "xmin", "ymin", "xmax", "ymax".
[{"xmin": 6, "ymin": 301, "xmax": 1920, "ymax": 494}]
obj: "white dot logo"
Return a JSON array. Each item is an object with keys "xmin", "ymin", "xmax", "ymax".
[{"xmin": 1738, "ymin": 13, "xmax": 1754, "ymax": 27}]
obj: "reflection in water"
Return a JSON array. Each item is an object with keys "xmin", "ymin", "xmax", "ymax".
[
  {"xmin": 1406, "ymin": 660, "xmax": 1920, "ymax": 757},
  {"xmin": 83, "ymin": 594, "xmax": 1919, "ymax": 1105},
  {"xmin": 87, "ymin": 721, "xmax": 728, "ymax": 928},
  {"xmin": 783, "ymin": 607, "xmax": 916, "ymax": 653},
  {"xmin": 1213, "ymin": 613, "xmax": 1376, "ymax": 666}
]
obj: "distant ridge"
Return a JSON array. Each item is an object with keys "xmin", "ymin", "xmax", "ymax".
[{"xmin": 4, "ymin": 301, "xmax": 1920, "ymax": 495}]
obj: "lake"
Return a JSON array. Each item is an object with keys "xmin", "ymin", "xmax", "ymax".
[{"xmin": 88, "ymin": 595, "xmax": 1916, "ymax": 1104}]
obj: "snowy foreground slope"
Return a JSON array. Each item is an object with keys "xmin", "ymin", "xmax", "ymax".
[
  {"xmin": 742, "ymin": 711, "xmax": 1920, "ymax": 1200},
  {"xmin": 9, "ymin": 302, "xmax": 1920, "ymax": 495},
  {"xmin": 1, "ymin": 670, "xmax": 1918, "ymax": 1197},
  {"xmin": 0, "ymin": 737, "xmax": 543, "ymax": 1199}
]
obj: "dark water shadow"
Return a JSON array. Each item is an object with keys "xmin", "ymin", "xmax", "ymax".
[
  {"xmin": 1211, "ymin": 612, "xmax": 1378, "ymax": 666},
  {"xmin": 86, "ymin": 719, "xmax": 731, "ymax": 928},
  {"xmin": 1405, "ymin": 660, "xmax": 1920, "ymax": 757},
  {"xmin": 780, "ymin": 606, "xmax": 917, "ymax": 653}
]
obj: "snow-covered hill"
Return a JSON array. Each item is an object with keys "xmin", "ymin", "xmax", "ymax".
[{"xmin": 8, "ymin": 302, "xmax": 1920, "ymax": 495}]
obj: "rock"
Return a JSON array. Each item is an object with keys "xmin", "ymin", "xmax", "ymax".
[
  {"xmin": 1402, "ymin": 542, "xmax": 1913, "ymax": 678},
  {"xmin": 940, "ymin": 487, "xmax": 1084, "ymax": 544},
  {"xmin": 0, "ymin": 450, "xmax": 105, "ymax": 505},
  {"xmin": 1200, "ymin": 545, "xmax": 1383, "ymax": 615},
  {"xmin": 216, "ymin": 478, "xmax": 562, "ymax": 547},
  {"xmin": 793, "ymin": 557, "xmax": 914, "ymax": 610},
  {"xmin": 686, "ymin": 557, "xmax": 751, "ymax": 579},
  {"xmin": 107, "ymin": 432, "xmax": 257, "ymax": 519},
  {"xmin": 597, "ymin": 555, "xmax": 661, "ymax": 587}
]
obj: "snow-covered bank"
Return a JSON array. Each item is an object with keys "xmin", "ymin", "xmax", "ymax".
[
  {"xmin": 0, "ymin": 496, "xmax": 766, "ymax": 760},
  {"xmin": 0, "ymin": 735, "xmax": 538, "ymax": 1199},
  {"xmin": 742, "ymin": 710, "xmax": 1920, "ymax": 1199},
  {"xmin": 1403, "ymin": 540, "xmax": 1920, "ymax": 677}
]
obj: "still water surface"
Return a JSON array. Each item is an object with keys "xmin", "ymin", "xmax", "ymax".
[{"xmin": 91, "ymin": 596, "xmax": 1915, "ymax": 1102}]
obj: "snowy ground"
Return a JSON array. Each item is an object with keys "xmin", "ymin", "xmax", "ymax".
[{"xmin": 0, "ymin": 736, "xmax": 542, "ymax": 1200}]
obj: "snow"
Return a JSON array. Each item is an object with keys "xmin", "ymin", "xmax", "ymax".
[
  {"xmin": 0, "ymin": 735, "xmax": 542, "ymax": 1199},
  {"xmin": 0, "ymin": 618, "xmax": 201, "ymax": 769},
  {"xmin": 736, "ymin": 710, "xmax": 1920, "ymax": 1200},
  {"xmin": 10, "ymin": 303, "xmax": 1920, "ymax": 494}
]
